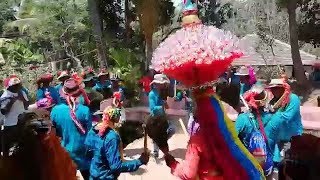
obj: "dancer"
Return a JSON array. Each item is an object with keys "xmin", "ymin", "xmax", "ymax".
[
  {"xmin": 235, "ymin": 84, "xmax": 273, "ymax": 176},
  {"xmin": 235, "ymin": 66, "xmax": 255, "ymax": 95},
  {"xmin": 85, "ymin": 106, "xmax": 149, "ymax": 180},
  {"xmin": 149, "ymin": 0, "xmax": 264, "ymax": 179},
  {"xmin": 55, "ymin": 71, "xmax": 70, "ymax": 92},
  {"xmin": 81, "ymin": 69, "xmax": 103, "ymax": 113},
  {"xmin": 1, "ymin": 76, "xmax": 29, "ymax": 156},
  {"xmin": 94, "ymin": 69, "xmax": 112, "ymax": 98},
  {"xmin": 264, "ymin": 78, "xmax": 303, "ymax": 166},
  {"xmin": 50, "ymin": 78, "xmax": 92, "ymax": 180},
  {"xmin": 36, "ymin": 73, "xmax": 60, "ymax": 104},
  {"xmin": 148, "ymin": 74, "xmax": 175, "ymax": 158}
]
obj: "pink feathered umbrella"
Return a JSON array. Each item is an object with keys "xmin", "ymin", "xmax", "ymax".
[{"xmin": 151, "ymin": 0, "xmax": 243, "ymax": 87}]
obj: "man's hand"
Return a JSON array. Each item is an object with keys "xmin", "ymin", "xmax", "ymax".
[{"xmin": 139, "ymin": 152, "xmax": 150, "ymax": 165}]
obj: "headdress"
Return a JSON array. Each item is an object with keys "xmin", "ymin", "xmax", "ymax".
[
  {"xmin": 3, "ymin": 75, "xmax": 21, "ymax": 89},
  {"xmin": 243, "ymin": 84, "xmax": 268, "ymax": 110},
  {"xmin": 37, "ymin": 73, "xmax": 54, "ymax": 84},
  {"xmin": 98, "ymin": 106, "xmax": 121, "ymax": 136},
  {"xmin": 151, "ymin": 0, "xmax": 243, "ymax": 87},
  {"xmin": 266, "ymin": 78, "xmax": 291, "ymax": 109},
  {"xmin": 150, "ymin": 0, "xmax": 264, "ymax": 178},
  {"xmin": 57, "ymin": 71, "xmax": 70, "ymax": 80}
]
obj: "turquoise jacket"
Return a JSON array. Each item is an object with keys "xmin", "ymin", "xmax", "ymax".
[
  {"xmin": 235, "ymin": 111, "xmax": 272, "ymax": 148},
  {"xmin": 93, "ymin": 81, "xmax": 111, "ymax": 91},
  {"xmin": 51, "ymin": 102, "xmax": 92, "ymax": 170},
  {"xmin": 264, "ymin": 93, "xmax": 303, "ymax": 162},
  {"xmin": 55, "ymin": 84, "xmax": 63, "ymax": 93},
  {"xmin": 240, "ymin": 83, "xmax": 252, "ymax": 95},
  {"xmin": 85, "ymin": 127, "xmax": 142, "ymax": 179},
  {"xmin": 148, "ymin": 88, "xmax": 164, "ymax": 116}
]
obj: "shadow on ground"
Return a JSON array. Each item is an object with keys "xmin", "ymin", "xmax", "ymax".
[
  {"xmin": 129, "ymin": 168, "xmax": 148, "ymax": 176},
  {"xmin": 125, "ymin": 147, "xmax": 144, "ymax": 157},
  {"xmin": 158, "ymin": 148, "xmax": 187, "ymax": 161}
]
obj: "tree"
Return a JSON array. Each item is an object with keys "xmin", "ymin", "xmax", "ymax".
[
  {"xmin": 277, "ymin": 0, "xmax": 308, "ymax": 86},
  {"xmin": 88, "ymin": 0, "xmax": 108, "ymax": 68},
  {"xmin": 132, "ymin": 0, "xmax": 174, "ymax": 70},
  {"xmin": 198, "ymin": 0, "xmax": 236, "ymax": 28},
  {"xmin": 298, "ymin": 0, "xmax": 320, "ymax": 47}
]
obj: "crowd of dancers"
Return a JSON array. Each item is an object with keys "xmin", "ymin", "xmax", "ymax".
[{"xmin": 0, "ymin": 0, "xmax": 309, "ymax": 179}]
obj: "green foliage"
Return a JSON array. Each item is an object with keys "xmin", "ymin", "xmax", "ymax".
[
  {"xmin": 198, "ymin": 1, "xmax": 236, "ymax": 28},
  {"xmin": 158, "ymin": 0, "xmax": 175, "ymax": 27},
  {"xmin": 276, "ymin": 0, "xmax": 289, "ymax": 8},
  {"xmin": 109, "ymin": 47, "xmax": 143, "ymax": 105},
  {"xmin": 298, "ymin": 0, "xmax": 320, "ymax": 46},
  {"xmin": 0, "ymin": 38, "xmax": 43, "ymax": 67},
  {"xmin": 0, "ymin": 1, "xmax": 16, "ymax": 34}
]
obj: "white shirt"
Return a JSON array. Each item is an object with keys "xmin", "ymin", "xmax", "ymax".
[{"xmin": 0, "ymin": 90, "xmax": 28, "ymax": 126}]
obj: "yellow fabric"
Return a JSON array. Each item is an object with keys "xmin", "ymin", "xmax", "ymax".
[{"xmin": 214, "ymin": 94, "xmax": 265, "ymax": 180}]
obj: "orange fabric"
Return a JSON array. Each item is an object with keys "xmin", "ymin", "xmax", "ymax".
[
  {"xmin": 0, "ymin": 132, "xmax": 77, "ymax": 180},
  {"xmin": 170, "ymin": 134, "xmax": 223, "ymax": 180}
]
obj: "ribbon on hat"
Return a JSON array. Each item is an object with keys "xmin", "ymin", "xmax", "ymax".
[
  {"xmin": 66, "ymin": 95, "xmax": 86, "ymax": 134},
  {"xmin": 272, "ymin": 78, "xmax": 291, "ymax": 110}
]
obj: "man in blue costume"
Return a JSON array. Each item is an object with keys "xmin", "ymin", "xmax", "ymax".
[
  {"xmin": 85, "ymin": 106, "xmax": 149, "ymax": 180},
  {"xmin": 148, "ymin": 74, "xmax": 175, "ymax": 158},
  {"xmin": 93, "ymin": 69, "xmax": 112, "ymax": 99},
  {"xmin": 235, "ymin": 84, "xmax": 274, "ymax": 176},
  {"xmin": 36, "ymin": 73, "xmax": 60, "ymax": 104},
  {"xmin": 264, "ymin": 78, "xmax": 303, "ymax": 167},
  {"xmin": 51, "ymin": 78, "xmax": 92, "ymax": 180},
  {"xmin": 81, "ymin": 70, "xmax": 103, "ymax": 113},
  {"xmin": 55, "ymin": 71, "xmax": 71, "ymax": 93},
  {"xmin": 235, "ymin": 66, "xmax": 255, "ymax": 95}
]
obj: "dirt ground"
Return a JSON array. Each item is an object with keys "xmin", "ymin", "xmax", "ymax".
[{"xmin": 118, "ymin": 134, "xmax": 188, "ymax": 180}]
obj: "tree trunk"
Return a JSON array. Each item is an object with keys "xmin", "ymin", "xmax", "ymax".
[
  {"xmin": 287, "ymin": 0, "xmax": 307, "ymax": 86},
  {"xmin": 124, "ymin": 0, "xmax": 131, "ymax": 42},
  {"xmin": 88, "ymin": 0, "xmax": 108, "ymax": 68},
  {"xmin": 145, "ymin": 36, "xmax": 153, "ymax": 71}
]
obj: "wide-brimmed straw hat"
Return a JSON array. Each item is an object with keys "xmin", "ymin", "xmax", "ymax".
[
  {"xmin": 234, "ymin": 66, "xmax": 250, "ymax": 76},
  {"xmin": 150, "ymin": 74, "xmax": 170, "ymax": 85},
  {"xmin": 57, "ymin": 71, "xmax": 70, "ymax": 80},
  {"xmin": 244, "ymin": 83, "xmax": 269, "ymax": 108},
  {"xmin": 93, "ymin": 99, "xmax": 114, "ymax": 115},
  {"xmin": 266, "ymin": 79, "xmax": 285, "ymax": 88}
]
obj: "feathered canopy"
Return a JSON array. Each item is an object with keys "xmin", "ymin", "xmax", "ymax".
[{"xmin": 151, "ymin": 2, "xmax": 243, "ymax": 87}]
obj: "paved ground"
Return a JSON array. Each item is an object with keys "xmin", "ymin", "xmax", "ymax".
[{"xmin": 118, "ymin": 134, "xmax": 188, "ymax": 180}]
